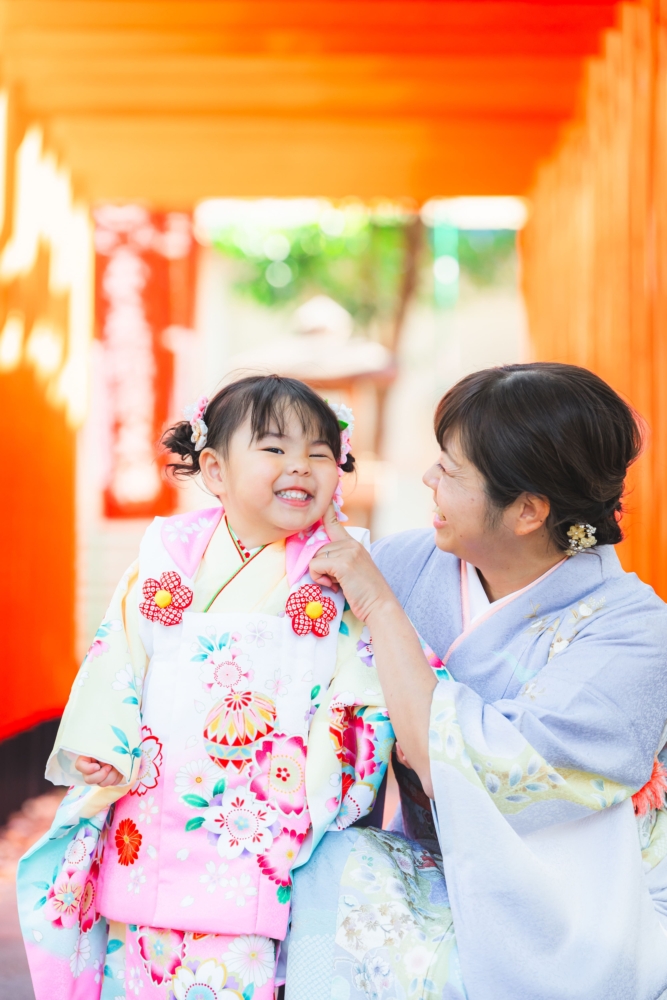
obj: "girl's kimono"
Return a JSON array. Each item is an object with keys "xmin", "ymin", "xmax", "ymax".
[
  {"xmin": 285, "ymin": 531, "xmax": 667, "ymax": 1000},
  {"xmin": 17, "ymin": 507, "xmax": 394, "ymax": 1000}
]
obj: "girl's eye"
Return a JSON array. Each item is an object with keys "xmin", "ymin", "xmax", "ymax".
[{"xmin": 262, "ymin": 447, "xmax": 284, "ymax": 455}]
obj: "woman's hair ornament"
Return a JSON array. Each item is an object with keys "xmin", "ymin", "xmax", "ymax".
[
  {"xmin": 566, "ymin": 523, "xmax": 597, "ymax": 555},
  {"xmin": 329, "ymin": 402, "xmax": 355, "ymax": 522},
  {"xmin": 183, "ymin": 395, "xmax": 209, "ymax": 451}
]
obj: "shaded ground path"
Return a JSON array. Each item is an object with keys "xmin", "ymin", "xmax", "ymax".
[{"xmin": 0, "ymin": 793, "xmax": 64, "ymax": 1000}]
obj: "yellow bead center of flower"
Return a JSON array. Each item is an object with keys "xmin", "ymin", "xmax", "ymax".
[
  {"xmin": 305, "ymin": 600, "xmax": 323, "ymax": 620},
  {"xmin": 154, "ymin": 589, "xmax": 172, "ymax": 609}
]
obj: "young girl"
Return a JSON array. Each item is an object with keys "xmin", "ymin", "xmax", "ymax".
[{"xmin": 18, "ymin": 375, "xmax": 395, "ymax": 1000}]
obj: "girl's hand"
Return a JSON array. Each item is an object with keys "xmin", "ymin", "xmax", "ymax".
[
  {"xmin": 309, "ymin": 505, "xmax": 400, "ymax": 623},
  {"xmin": 75, "ymin": 755, "xmax": 125, "ymax": 787}
]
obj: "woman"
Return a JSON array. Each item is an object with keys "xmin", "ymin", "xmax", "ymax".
[{"xmin": 285, "ymin": 363, "xmax": 667, "ymax": 1000}]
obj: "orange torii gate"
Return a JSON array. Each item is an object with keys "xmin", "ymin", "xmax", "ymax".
[{"xmin": 0, "ymin": 0, "xmax": 659, "ymax": 791}]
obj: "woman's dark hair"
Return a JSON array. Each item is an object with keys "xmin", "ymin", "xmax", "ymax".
[
  {"xmin": 162, "ymin": 374, "xmax": 355, "ymax": 478},
  {"xmin": 434, "ymin": 363, "xmax": 643, "ymax": 549}
]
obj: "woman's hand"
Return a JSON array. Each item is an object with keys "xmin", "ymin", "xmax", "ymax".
[
  {"xmin": 75, "ymin": 755, "xmax": 125, "ymax": 787},
  {"xmin": 312, "ymin": 504, "xmax": 437, "ymax": 798},
  {"xmin": 309, "ymin": 505, "xmax": 400, "ymax": 623}
]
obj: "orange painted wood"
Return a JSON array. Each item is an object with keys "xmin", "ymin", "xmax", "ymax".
[
  {"xmin": 0, "ymin": 0, "xmax": 644, "ymax": 745},
  {"xmin": 0, "ymin": 363, "xmax": 77, "ymax": 740},
  {"xmin": 523, "ymin": 2, "xmax": 667, "ymax": 595},
  {"xmin": 0, "ymin": 0, "xmax": 626, "ymax": 199}
]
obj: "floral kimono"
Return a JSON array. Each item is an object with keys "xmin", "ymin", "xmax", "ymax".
[
  {"xmin": 285, "ymin": 531, "xmax": 667, "ymax": 1000},
  {"xmin": 17, "ymin": 507, "xmax": 394, "ymax": 1000}
]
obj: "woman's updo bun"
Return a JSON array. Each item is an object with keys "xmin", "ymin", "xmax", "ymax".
[
  {"xmin": 434, "ymin": 363, "xmax": 643, "ymax": 552},
  {"xmin": 161, "ymin": 374, "xmax": 355, "ymax": 479}
]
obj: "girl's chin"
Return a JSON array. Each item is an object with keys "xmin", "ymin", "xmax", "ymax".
[{"xmin": 272, "ymin": 503, "xmax": 324, "ymax": 528}]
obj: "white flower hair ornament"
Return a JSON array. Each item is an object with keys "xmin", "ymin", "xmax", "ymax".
[
  {"xmin": 329, "ymin": 402, "xmax": 355, "ymax": 522},
  {"xmin": 566, "ymin": 522, "xmax": 597, "ymax": 555},
  {"xmin": 183, "ymin": 395, "xmax": 209, "ymax": 452}
]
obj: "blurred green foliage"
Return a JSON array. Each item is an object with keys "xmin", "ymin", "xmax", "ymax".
[
  {"xmin": 457, "ymin": 230, "xmax": 517, "ymax": 286},
  {"xmin": 208, "ymin": 210, "xmax": 517, "ymax": 325},
  {"xmin": 210, "ymin": 214, "xmax": 411, "ymax": 326}
]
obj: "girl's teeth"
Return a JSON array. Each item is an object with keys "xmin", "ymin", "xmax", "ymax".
[{"xmin": 278, "ymin": 490, "xmax": 310, "ymax": 500}]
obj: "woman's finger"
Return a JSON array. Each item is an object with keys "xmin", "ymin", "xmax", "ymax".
[
  {"xmin": 309, "ymin": 571, "xmax": 339, "ymax": 591},
  {"xmin": 322, "ymin": 502, "xmax": 349, "ymax": 542}
]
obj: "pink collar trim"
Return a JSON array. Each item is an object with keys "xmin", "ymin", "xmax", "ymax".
[
  {"xmin": 160, "ymin": 506, "xmax": 223, "ymax": 579},
  {"xmin": 161, "ymin": 506, "xmax": 330, "ymax": 586},
  {"xmin": 285, "ymin": 520, "xmax": 331, "ymax": 587},
  {"xmin": 442, "ymin": 557, "xmax": 567, "ymax": 668}
]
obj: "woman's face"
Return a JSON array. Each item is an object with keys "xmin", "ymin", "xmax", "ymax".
[{"xmin": 423, "ymin": 433, "xmax": 502, "ymax": 562}]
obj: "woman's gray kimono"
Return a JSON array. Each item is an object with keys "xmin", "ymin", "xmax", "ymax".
[{"xmin": 284, "ymin": 531, "xmax": 667, "ymax": 1000}]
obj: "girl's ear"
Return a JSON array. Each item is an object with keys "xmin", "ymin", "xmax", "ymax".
[{"xmin": 199, "ymin": 448, "xmax": 226, "ymax": 499}]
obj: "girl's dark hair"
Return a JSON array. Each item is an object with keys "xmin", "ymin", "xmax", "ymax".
[
  {"xmin": 434, "ymin": 363, "xmax": 643, "ymax": 550},
  {"xmin": 162, "ymin": 374, "xmax": 355, "ymax": 478}
]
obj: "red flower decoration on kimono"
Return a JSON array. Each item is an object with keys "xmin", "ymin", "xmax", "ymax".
[
  {"xmin": 115, "ymin": 818, "xmax": 142, "ymax": 866},
  {"xmin": 140, "ymin": 571, "xmax": 193, "ymax": 626},
  {"xmin": 632, "ymin": 757, "xmax": 667, "ymax": 816},
  {"xmin": 285, "ymin": 584, "xmax": 337, "ymax": 637}
]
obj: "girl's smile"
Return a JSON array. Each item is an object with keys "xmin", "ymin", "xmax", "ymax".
[
  {"xmin": 199, "ymin": 411, "xmax": 340, "ymax": 549},
  {"xmin": 275, "ymin": 488, "xmax": 314, "ymax": 506}
]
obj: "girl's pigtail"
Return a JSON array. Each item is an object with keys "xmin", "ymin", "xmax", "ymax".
[
  {"xmin": 162, "ymin": 394, "xmax": 209, "ymax": 479},
  {"xmin": 161, "ymin": 420, "xmax": 203, "ymax": 479}
]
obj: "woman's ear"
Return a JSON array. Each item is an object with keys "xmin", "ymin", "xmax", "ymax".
[
  {"xmin": 198, "ymin": 448, "xmax": 226, "ymax": 499},
  {"xmin": 512, "ymin": 492, "xmax": 551, "ymax": 537}
]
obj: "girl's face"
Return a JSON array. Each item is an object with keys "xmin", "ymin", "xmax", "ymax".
[{"xmin": 200, "ymin": 409, "xmax": 340, "ymax": 547}]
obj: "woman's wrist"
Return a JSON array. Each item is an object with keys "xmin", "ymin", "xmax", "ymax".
[{"xmin": 365, "ymin": 592, "xmax": 403, "ymax": 628}]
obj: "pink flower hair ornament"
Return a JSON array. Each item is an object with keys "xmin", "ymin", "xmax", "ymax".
[
  {"xmin": 329, "ymin": 401, "xmax": 355, "ymax": 523},
  {"xmin": 183, "ymin": 394, "xmax": 209, "ymax": 452}
]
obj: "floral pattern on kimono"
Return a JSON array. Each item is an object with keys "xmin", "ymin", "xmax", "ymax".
[
  {"xmin": 17, "ymin": 509, "xmax": 397, "ymax": 1000},
  {"xmin": 285, "ymin": 532, "xmax": 667, "ymax": 1000}
]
